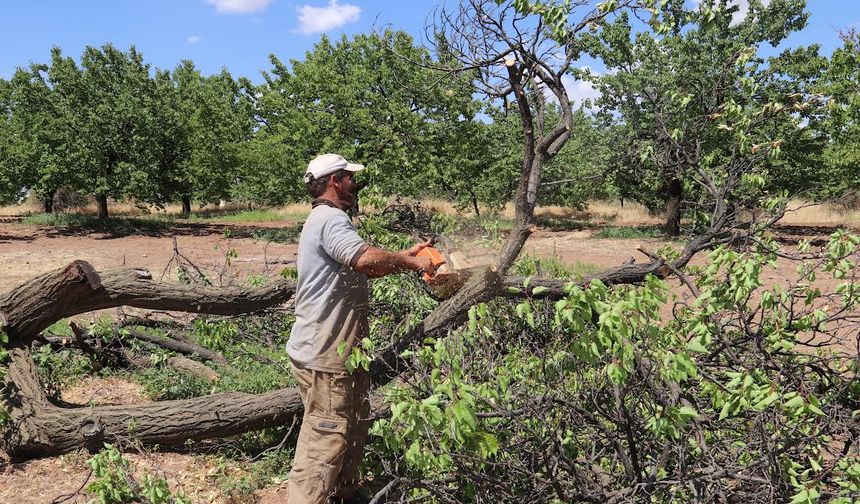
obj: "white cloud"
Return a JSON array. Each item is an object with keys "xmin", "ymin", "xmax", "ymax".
[
  {"xmin": 207, "ymin": 0, "xmax": 272, "ymax": 15},
  {"xmin": 296, "ymin": 0, "xmax": 360, "ymax": 35},
  {"xmin": 540, "ymin": 67, "xmax": 602, "ymax": 112},
  {"xmin": 561, "ymin": 75, "xmax": 601, "ymax": 111},
  {"xmin": 187, "ymin": 35, "xmax": 202, "ymax": 44}
]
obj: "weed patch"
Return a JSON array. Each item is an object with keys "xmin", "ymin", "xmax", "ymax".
[
  {"xmin": 187, "ymin": 209, "xmax": 284, "ymax": 223},
  {"xmin": 513, "ymin": 253, "xmax": 601, "ymax": 280},
  {"xmin": 594, "ymin": 225, "xmax": 664, "ymax": 239},
  {"xmin": 249, "ymin": 226, "xmax": 302, "ymax": 244}
]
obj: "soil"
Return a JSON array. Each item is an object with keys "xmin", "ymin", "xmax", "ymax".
[
  {"xmin": 0, "ymin": 219, "xmax": 300, "ymax": 290},
  {"xmin": 0, "ymin": 218, "xmax": 850, "ymax": 503}
]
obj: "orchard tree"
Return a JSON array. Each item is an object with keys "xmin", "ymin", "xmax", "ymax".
[
  {"xmin": 814, "ymin": 29, "xmax": 860, "ymax": 201},
  {"xmin": 3, "ymin": 65, "xmax": 78, "ymax": 211},
  {"xmin": 588, "ymin": 0, "xmax": 812, "ymax": 235},
  {"xmin": 158, "ymin": 62, "xmax": 252, "ymax": 217},
  {"xmin": 247, "ymin": 30, "xmax": 486, "ymax": 204},
  {"xmin": 234, "ymin": 63, "xmax": 316, "ymax": 205},
  {"xmin": 0, "ymin": 77, "xmax": 19, "ymax": 204},
  {"xmin": 48, "ymin": 44, "xmax": 160, "ymax": 218},
  {"xmin": 486, "ymin": 104, "xmax": 616, "ymax": 211}
]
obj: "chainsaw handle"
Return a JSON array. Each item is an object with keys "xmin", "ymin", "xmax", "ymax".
[{"xmin": 416, "ymin": 246, "xmax": 446, "ymax": 282}]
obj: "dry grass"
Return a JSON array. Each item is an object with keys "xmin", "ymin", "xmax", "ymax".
[
  {"xmin": 419, "ymin": 198, "xmax": 661, "ymax": 224},
  {"xmin": 779, "ymin": 199, "xmax": 860, "ymax": 227},
  {"xmin": 5, "ymin": 195, "xmax": 860, "ymax": 228},
  {"xmin": 0, "ymin": 198, "xmax": 312, "ymax": 221}
]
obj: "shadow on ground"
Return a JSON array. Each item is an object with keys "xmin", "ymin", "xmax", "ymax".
[{"xmin": 13, "ymin": 215, "xmax": 303, "ymax": 244}]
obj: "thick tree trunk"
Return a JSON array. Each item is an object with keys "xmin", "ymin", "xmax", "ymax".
[
  {"xmin": 0, "ymin": 260, "xmax": 295, "ymax": 344},
  {"xmin": 42, "ymin": 190, "xmax": 55, "ymax": 214},
  {"xmin": 5, "ymin": 345, "xmax": 302, "ymax": 460},
  {"xmin": 96, "ymin": 194, "xmax": 109, "ymax": 219},
  {"xmin": 180, "ymin": 196, "xmax": 191, "ymax": 219},
  {"xmin": 664, "ymin": 178, "xmax": 683, "ymax": 237},
  {"xmin": 470, "ymin": 191, "xmax": 481, "ymax": 217}
]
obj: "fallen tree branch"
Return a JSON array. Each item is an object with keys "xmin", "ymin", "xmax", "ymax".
[
  {"xmin": 0, "ymin": 260, "xmax": 296, "ymax": 345},
  {"xmin": 124, "ymin": 330, "xmax": 228, "ymax": 365}
]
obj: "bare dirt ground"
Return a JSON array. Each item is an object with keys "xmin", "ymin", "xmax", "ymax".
[
  {"xmin": 0, "ymin": 219, "xmax": 301, "ymax": 290},
  {"xmin": 0, "ymin": 218, "xmax": 851, "ymax": 503}
]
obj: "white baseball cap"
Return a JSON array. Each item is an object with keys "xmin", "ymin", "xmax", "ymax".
[{"xmin": 304, "ymin": 153, "xmax": 365, "ymax": 183}]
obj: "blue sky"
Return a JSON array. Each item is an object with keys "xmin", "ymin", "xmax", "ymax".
[{"xmin": 1, "ymin": 0, "xmax": 857, "ymax": 86}]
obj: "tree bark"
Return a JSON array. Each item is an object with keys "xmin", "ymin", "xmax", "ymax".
[
  {"xmin": 96, "ymin": 194, "xmax": 109, "ymax": 219},
  {"xmin": 165, "ymin": 356, "xmax": 220, "ymax": 381},
  {"xmin": 42, "ymin": 189, "xmax": 55, "ymax": 214},
  {"xmin": 180, "ymin": 196, "xmax": 192, "ymax": 219},
  {"xmin": 664, "ymin": 178, "xmax": 683, "ymax": 237},
  {"xmin": 4, "ymin": 345, "xmax": 302, "ymax": 460},
  {"xmin": 470, "ymin": 190, "xmax": 481, "ymax": 217},
  {"xmin": 0, "ymin": 260, "xmax": 296, "ymax": 345}
]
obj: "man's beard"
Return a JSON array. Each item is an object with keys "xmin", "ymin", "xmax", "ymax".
[{"xmin": 346, "ymin": 182, "xmax": 367, "ymax": 213}]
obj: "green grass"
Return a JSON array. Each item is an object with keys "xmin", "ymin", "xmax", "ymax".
[
  {"xmin": 594, "ymin": 225, "xmax": 664, "ymax": 239},
  {"xmin": 535, "ymin": 216, "xmax": 591, "ymax": 232},
  {"xmin": 186, "ymin": 208, "xmax": 289, "ymax": 223},
  {"xmin": 512, "ymin": 253, "xmax": 601, "ymax": 281}
]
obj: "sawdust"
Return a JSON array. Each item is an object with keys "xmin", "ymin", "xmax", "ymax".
[{"xmin": 62, "ymin": 376, "xmax": 148, "ymax": 406}]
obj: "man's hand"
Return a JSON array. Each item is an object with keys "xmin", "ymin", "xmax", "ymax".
[
  {"xmin": 354, "ymin": 244, "xmax": 441, "ymax": 278},
  {"xmin": 401, "ymin": 239, "xmax": 433, "ymax": 257},
  {"xmin": 413, "ymin": 255, "xmax": 437, "ymax": 275}
]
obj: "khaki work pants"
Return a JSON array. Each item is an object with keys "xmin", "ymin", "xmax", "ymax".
[{"xmin": 287, "ymin": 361, "xmax": 371, "ymax": 504}]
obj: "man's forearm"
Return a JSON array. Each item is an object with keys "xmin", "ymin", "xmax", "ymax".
[{"xmin": 353, "ymin": 246, "xmax": 422, "ymax": 278}]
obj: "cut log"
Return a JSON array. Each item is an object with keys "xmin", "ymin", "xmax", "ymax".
[
  {"xmin": 0, "ymin": 260, "xmax": 296, "ymax": 345},
  {"xmin": 5, "ymin": 345, "xmax": 301, "ymax": 460},
  {"xmin": 166, "ymin": 356, "xmax": 220, "ymax": 382}
]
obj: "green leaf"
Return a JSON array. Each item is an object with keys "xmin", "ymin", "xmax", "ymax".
[
  {"xmin": 686, "ymin": 338, "xmax": 708, "ymax": 354},
  {"xmin": 678, "ymin": 406, "xmax": 698, "ymax": 420},
  {"xmin": 784, "ymin": 395, "xmax": 805, "ymax": 410}
]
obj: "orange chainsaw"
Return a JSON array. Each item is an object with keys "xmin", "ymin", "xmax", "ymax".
[{"xmin": 415, "ymin": 234, "xmax": 471, "ymax": 300}]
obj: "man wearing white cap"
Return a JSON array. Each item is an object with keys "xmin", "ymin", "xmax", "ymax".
[{"xmin": 286, "ymin": 153, "xmax": 438, "ymax": 503}]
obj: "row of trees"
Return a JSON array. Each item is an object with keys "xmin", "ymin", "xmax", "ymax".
[
  {"xmin": 0, "ymin": 3, "xmax": 858, "ymax": 232},
  {"xmin": 0, "ymin": 31, "xmax": 543, "ymax": 218},
  {"xmin": 0, "ymin": 46, "xmax": 252, "ymax": 218}
]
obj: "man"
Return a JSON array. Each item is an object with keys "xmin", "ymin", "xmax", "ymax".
[{"xmin": 286, "ymin": 153, "xmax": 437, "ymax": 504}]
